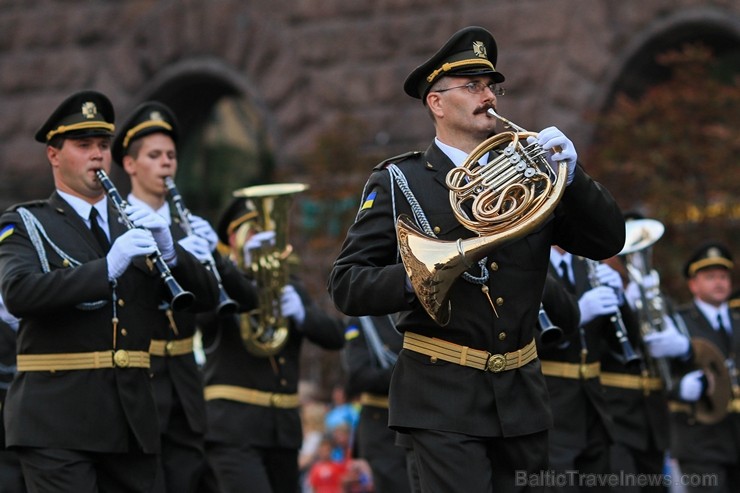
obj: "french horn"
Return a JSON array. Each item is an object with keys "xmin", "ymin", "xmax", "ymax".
[{"xmin": 397, "ymin": 109, "xmax": 568, "ymax": 326}]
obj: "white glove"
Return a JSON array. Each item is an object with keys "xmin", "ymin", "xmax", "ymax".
[
  {"xmin": 106, "ymin": 228, "xmax": 158, "ymax": 280},
  {"xmin": 578, "ymin": 286, "xmax": 619, "ymax": 326},
  {"xmin": 242, "ymin": 230, "xmax": 276, "ymax": 266},
  {"xmin": 529, "ymin": 126, "xmax": 578, "ymax": 185},
  {"xmin": 643, "ymin": 316, "xmax": 690, "ymax": 358},
  {"xmin": 124, "ymin": 204, "xmax": 176, "ymax": 263},
  {"xmin": 281, "ymin": 284, "xmax": 306, "ymax": 326},
  {"xmin": 595, "ymin": 263, "xmax": 624, "ymax": 297},
  {"xmin": 189, "ymin": 215, "xmax": 218, "ymax": 252},
  {"xmin": 178, "ymin": 235, "xmax": 211, "ymax": 263},
  {"xmin": 679, "ymin": 369, "xmax": 706, "ymax": 402}
]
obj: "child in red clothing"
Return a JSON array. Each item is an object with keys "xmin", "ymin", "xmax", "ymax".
[{"xmin": 307, "ymin": 438, "xmax": 347, "ymax": 493}]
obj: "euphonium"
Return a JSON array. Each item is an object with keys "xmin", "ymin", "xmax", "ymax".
[
  {"xmin": 396, "ymin": 109, "xmax": 568, "ymax": 326},
  {"xmin": 232, "ymin": 183, "xmax": 308, "ymax": 357}
]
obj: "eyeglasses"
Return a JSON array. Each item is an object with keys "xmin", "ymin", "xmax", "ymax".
[{"xmin": 432, "ymin": 81, "xmax": 506, "ymax": 96}]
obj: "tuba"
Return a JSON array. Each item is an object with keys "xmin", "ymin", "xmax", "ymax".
[
  {"xmin": 397, "ymin": 109, "xmax": 568, "ymax": 325},
  {"xmin": 232, "ymin": 183, "xmax": 308, "ymax": 357}
]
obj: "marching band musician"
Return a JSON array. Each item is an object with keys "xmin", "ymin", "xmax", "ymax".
[
  {"xmin": 538, "ymin": 247, "xmax": 629, "ymax": 492},
  {"xmin": 0, "ymin": 90, "xmax": 217, "ymax": 492},
  {"xmin": 668, "ymin": 242, "xmax": 740, "ymax": 493},
  {"xmin": 600, "ymin": 214, "xmax": 691, "ymax": 493},
  {"xmin": 198, "ymin": 196, "xmax": 345, "ymax": 493},
  {"xmin": 112, "ymin": 101, "xmax": 256, "ymax": 493},
  {"xmin": 0, "ymin": 295, "xmax": 25, "ymax": 492},
  {"xmin": 328, "ymin": 26, "xmax": 625, "ymax": 492},
  {"xmin": 343, "ymin": 314, "xmax": 411, "ymax": 493}
]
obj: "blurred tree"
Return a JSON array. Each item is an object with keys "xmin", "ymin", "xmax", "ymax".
[{"xmin": 586, "ymin": 43, "xmax": 740, "ymax": 303}]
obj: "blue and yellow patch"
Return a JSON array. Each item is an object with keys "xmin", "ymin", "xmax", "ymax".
[
  {"xmin": 345, "ymin": 325, "xmax": 360, "ymax": 341},
  {"xmin": 0, "ymin": 225, "xmax": 14, "ymax": 243},
  {"xmin": 360, "ymin": 191, "xmax": 377, "ymax": 211}
]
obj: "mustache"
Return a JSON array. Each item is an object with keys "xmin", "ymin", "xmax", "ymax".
[{"xmin": 474, "ymin": 104, "xmax": 495, "ymax": 116}]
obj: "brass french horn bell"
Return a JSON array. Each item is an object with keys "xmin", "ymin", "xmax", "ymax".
[{"xmin": 397, "ymin": 109, "xmax": 568, "ymax": 326}]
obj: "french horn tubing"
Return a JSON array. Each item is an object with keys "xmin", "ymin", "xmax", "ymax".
[{"xmin": 397, "ymin": 109, "xmax": 568, "ymax": 326}]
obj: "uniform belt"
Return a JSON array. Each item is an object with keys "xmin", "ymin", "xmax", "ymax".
[
  {"xmin": 360, "ymin": 392, "xmax": 389, "ymax": 409},
  {"xmin": 600, "ymin": 371, "xmax": 663, "ymax": 392},
  {"xmin": 204, "ymin": 384, "xmax": 300, "ymax": 409},
  {"xmin": 669, "ymin": 399, "xmax": 740, "ymax": 414},
  {"xmin": 540, "ymin": 360, "xmax": 601, "ymax": 380},
  {"xmin": 149, "ymin": 336, "xmax": 194, "ymax": 357},
  {"xmin": 402, "ymin": 332, "xmax": 537, "ymax": 373},
  {"xmin": 17, "ymin": 350, "xmax": 150, "ymax": 371}
]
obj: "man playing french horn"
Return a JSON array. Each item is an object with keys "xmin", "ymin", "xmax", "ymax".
[{"xmin": 329, "ymin": 26, "xmax": 625, "ymax": 493}]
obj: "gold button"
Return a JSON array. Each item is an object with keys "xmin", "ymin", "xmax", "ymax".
[
  {"xmin": 433, "ymin": 226, "xmax": 441, "ymax": 234},
  {"xmin": 278, "ymin": 357, "xmax": 286, "ymax": 365},
  {"xmin": 121, "ymin": 328, "xmax": 128, "ymax": 336},
  {"xmin": 430, "ymin": 356, "xmax": 438, "ymax": 363},
  {"xmin": 490, "ymin": 262, "xmax": 498, "ymax": 271},
  {"xmin": 496, "ymin": 297, "xmax": 504, "ymax": 306},
  {"xmin": 62, "ymin": 259, "xmax": 70, "ymax": 267},
  {"xmin": 280, "ymin": 378, "xmax": 287, "ymax": 386},
  {"xmin": 118, "ymin": 299, "xmax": 125, "ymax": 307},
  {"xmin": 498, "ymin": 332, "xmax": 506, "ymax": 341},
  {"xmin": 113, "ymin": 349, "xmax": 130, "ymax": 368}
]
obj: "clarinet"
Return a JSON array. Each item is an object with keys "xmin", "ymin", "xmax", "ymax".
[
  {"xmin": 96, "ymin": 170, "xmax": 195, "ymax": 311},
  {"xmin": 164, "ymin": 177, "xmax": 238, "ymax": 316},
  {"xmin": 584, "ymin": 258, "xmax": 641, "ymax": 367},
  {"xmin": 537, "ymin": 303, "xmax": 564, "ymax": 344}
]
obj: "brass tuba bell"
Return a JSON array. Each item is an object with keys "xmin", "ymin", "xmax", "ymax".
[
  {"xmin": 232, "ymin": 183, "xmax": 308, "ymax": 357},
  {"xmin": 397, "ymin": 110, "xmax": 568, "ymax": 326}
]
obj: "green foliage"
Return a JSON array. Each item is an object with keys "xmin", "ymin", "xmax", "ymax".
[{"xmin": 587, "ymin": 44, "xmax": 740, "ymax": 302}]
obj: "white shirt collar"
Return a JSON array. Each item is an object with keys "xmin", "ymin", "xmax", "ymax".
[
  {"xmin": 694, "ymin": 298, "xmax": 731, "ymax": 331},
  {"xmin": 549, "ymin": 247, "xmax": 572, "ymax": 269},
  {"xmin": 126, "ymin": 193, "xmax": 172, "ymax": 226},
  {"xmin": 435, "ymin": 137, "xmax": 489, "ymax": 167},
  {"xmin": 57, "ymin": 190, "xmax": 109, "ymax": 227}
]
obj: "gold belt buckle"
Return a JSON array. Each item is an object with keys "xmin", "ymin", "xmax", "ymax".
[
  {"xmin": 113, "ymin": 349, "xmax": 130, "ymax": 368},
  {"xmin": 270, "ymin": 394, "xmax": 283, "ymax": 407},
  {"xmin": 165, "ymin": 341, "xmax": 175, "ymax": 356},
  {"xmin": 486, "ymin": 353, "xmax": 507, "ymax": 373}
]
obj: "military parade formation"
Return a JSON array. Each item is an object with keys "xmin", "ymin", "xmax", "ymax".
[{"xmin": 0, "ymin": 25, "xmax": 737, "ymax": 493}]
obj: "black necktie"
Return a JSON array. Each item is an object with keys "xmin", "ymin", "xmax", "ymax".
[
  {"xmin": 560, "ymin": 260, "xmax": 575, "ymax": 293},
  {"xmin": 89, "ymin": 207, "xmax": 110, "ymax": 252},
  {"xmin": 718, "ymin": 313, "xmax": 732, "ymax": 354}
]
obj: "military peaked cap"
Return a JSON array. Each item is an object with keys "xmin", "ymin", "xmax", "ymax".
[
  {"xmin": 112, "ymin": 101, "xmax": 179, "ymax": 165},
  {"xmin": 35, "ymin": 90, "xmax": 115, "ymax": 143},
  {"xmin": 215, "ymin": 197, "xmax": 259, "ymax": 246},
  {"xmin": 684, "ymin": 241, "xmax": 734, "ymax": 278},
  {"xmin": 404, "ymin": 26, "xmax": 505, "ymax": 100}
]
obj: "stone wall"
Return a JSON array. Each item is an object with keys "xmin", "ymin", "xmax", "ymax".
[{"xmin": 1, "ymin": 0, "xmax": 739, "ymax": 207}]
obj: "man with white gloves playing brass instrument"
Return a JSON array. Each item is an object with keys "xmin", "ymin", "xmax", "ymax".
[
  {"xmin": 329, "ymin": 26, "xmax": 625, "ymax": 493},
  {"xmin": 668, "ymin": 242, "xmax": 740, "ymax": 493},
  {"xmin": 198, "ymin": 196, "xmax": 345, "ymax": 493}
]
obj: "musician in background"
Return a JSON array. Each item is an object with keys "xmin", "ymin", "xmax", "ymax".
[
  {"xmin": 0, "ymin": 90, "xmax": 214, "ymax": 492},
  {"xmin": 600, "ymin": 215, "xmax": 691, "ymax": 493},
  {"xmin": 538, "ymin": 247, "xmax": 630, "ymax": 492},
  {"xmin": 328, "ymin": 25, "xmax": 625, "ymax": 492},
  {"xmin": 343, "ymin": 314, "xmax": 411, "ymax": 493},
  {"xmin": 669, "ymin": 242, "xmax": 739, "ymax": 493},
  {"xmin": 199, "ymin": 196, "xmax": 345, "ymax": 493},
  {"xmin": 113, "ymin": 101, "xmax": 254, "ymax": 493}
]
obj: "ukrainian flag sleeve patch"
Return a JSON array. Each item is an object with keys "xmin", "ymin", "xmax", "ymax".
[
  {"xmin": 0, "ymin": 225, "xmax": 14, "ymax": 243},
  {"xmin": 345, "ymin": 324, "xmax": 360, "ymax": 341},
  {"xmin": 360, "ymin": 191, "xmax": 377, "ymax": 211}
]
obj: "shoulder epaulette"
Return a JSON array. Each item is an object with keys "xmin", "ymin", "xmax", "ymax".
[
  {"xmin": 373, "ymin": 151, "xmax": 423, "ymax": 170},
  {"xmin": 7, "ymin": 200, "xmax": 46, "ymax": 212}
]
